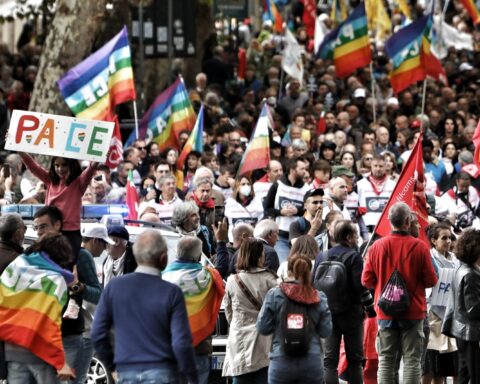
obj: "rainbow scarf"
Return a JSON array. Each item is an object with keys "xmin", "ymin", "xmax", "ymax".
[
  {"xmin": 163, "ymin": 261, "xmax": 224, "ymax": 347},
  {"xmin": 0, "ymin": 252, "xmax": 73, "ymax": 369}
]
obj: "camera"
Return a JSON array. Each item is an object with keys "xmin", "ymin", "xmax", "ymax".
[{"xmin": 360, "ymin": 289, "xmax": 376, "ymax": 318}]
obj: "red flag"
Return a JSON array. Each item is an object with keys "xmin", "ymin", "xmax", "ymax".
[
  {"xmin": 303, "ymin": 0, "xmax": 317, "ymax": 38},
  {"xmin": 473, "ymin": 119, "xmax": 480, "ymax": 167},
  {"xmin": 126, "ymin": 170, "xmax": 138, "ymax": 221},
  {"xmin": 105, "ymin": 114, "xmax": 123, "ymax": 169},
  {"xmin": 375, "ymin": 131, "xmax": 429, "ymax": 244},
  {"xmin": 238, "ymin": 48, "xmax": 247, "ymax": 80},
  {"xmin": 316, "ymin": 110, "xmax": 326, "ymax": 135}
]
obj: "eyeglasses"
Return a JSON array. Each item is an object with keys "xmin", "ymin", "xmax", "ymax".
[{"xmin": 135, "ymin": 146, "xmax": 147, "ymax": 150}]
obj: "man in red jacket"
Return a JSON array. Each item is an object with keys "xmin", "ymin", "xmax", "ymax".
[{"xmin": 361, "ymin": 202, "xmax": 437, "ymax": 384}]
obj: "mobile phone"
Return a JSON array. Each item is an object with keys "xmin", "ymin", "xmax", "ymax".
[{"xmin": 2, "ymin": 164, "xmax": 10, "ymax": 178}]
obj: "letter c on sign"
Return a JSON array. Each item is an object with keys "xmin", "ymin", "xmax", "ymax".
[{"xmin": 16, "ymin": 115, "xmax": 39, "ymax": 143}]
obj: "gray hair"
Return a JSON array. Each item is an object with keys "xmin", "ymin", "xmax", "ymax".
[
  {"xmin": 254, "ymin": 219, "xmax": 278, "ymax": 239},
  {"xmin": 193, "ymin": 167, "xmax": 214, "ymax": 185},
  {"xmin": 177, "ymin": 237, "xmax": 202, "ymax": 262},
  {"xmin": 193, "ymin": 177, "xmax": 213, "ymax": 191},
  {"xmin": 157, "ymin": 175, "xmax": 176, "ymax": 188},
  {"xmin": 233, "ymin": 223, "xmax": 254, "ymax": 241},
  {"xmin": 171, "ymin": 201, "xmax": 199, "ymax": 228},
  {"xmin": 388, "ymin": 202, "xmax": 411, "ymax": 228},
  {"xmin": 0, "ymin": 213, "xmax": 24, "ymax": 241},
  {"xmin": 132, "ymin": 230, "xmax": 167, "ymax": 266},
  {"xmin": 292, "ymin": 139, "xmax": 308, "ymax": 150}
]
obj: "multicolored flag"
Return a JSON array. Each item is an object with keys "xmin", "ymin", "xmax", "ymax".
[
  {"xmin": 282, "ymin": 28, "xmax": 304, "ymax": 83},
  {"xmin": 126, "ymin": 169, "xmax": 138, "ymax": 221},
  {"xmin": 0, "ymin": 252, "xmax": 74, "ymax": 370},
  {"xmin": 459, "ymin": 0, "xmax": 480, "ymax": 24},
  {"xmin": 365, "ymin": 0, "xmax": 392, "ymax": 40},
  {"xmin": 318, "ymin": 4, "xmax": 371, "ymax": 78},
  {"xmin": 58, "ymin": 26, "xmax": 136, "ymax": 168},
  {"xmin": 177, "ymin": 105, "xmax": 204, "ymax": 170},
  {"xmin": 374, "ymin": 130, "xmax": 429, "ymax": 244},
  {"xmin": 263, "ymin": 0, "xmax": 283, "ymax": 33},
  {"xmin": 238, "ymin": 104, "xmax": 271, "ymax": 176},
  {"xmin": 303, "ymin": 0, "xmax": 317, "ymax": 38},
  {"xmin": 125, "ymin": 77, "xmax": 196, "ymax": 150},
  {"xmin": 163, "ymin": 262, "xmax": 225, "ymax": 347},
  {"xmin": 385, "ymin": 14, "xmax": 446, "ymax": 94}
]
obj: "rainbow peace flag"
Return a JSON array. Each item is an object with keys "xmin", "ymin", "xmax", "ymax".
[
  {"xmin": 177, "ymin": 105, "xmax": 204, "ymax": 170},
  {"xmin": 238, "ymin": 103, "xmax": 271, "ymax": 176},
  {"xmin": 385, "ymin": 14, "xmax": 445, "ymax": 94},
  {"xmin": 163, "ymin": 262, "xmax": 224, "ymax": 347},
  {"xmin": 0, "ymin": 252, "xmax": 73, "ymax": 370},
  {"xmin": 318, "ymin": 4, "xmax": 371, "ymax": 78},
  {"xmin": 126, "ymin": 77, "xmax": 196, "ymax": 149},
  {"xmin": 459, "ymin": 0, "xmax": 480, "ymax": 24},
  {"xmin": 263, "ymin": 0, "xmax": 283, "ymax": 33},
  {"xmin": 58, "ymin": 26, "xmax": 136, "ymax": 121}
]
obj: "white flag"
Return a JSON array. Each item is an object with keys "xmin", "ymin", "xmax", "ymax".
[
  {"xmin": 282, "ymin": 29, "xmax": 304, "ymax": 84},
  {"xmin": 432, "ymin": 15, "xmax": 473, "ymax": 59},
  {"xmin": 314, "ymin": 15, "xmax": 330, "ymax": 55}
]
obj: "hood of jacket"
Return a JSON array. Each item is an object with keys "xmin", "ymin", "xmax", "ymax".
[{"xmin": 280, "ymin": 281, "xmax": 320, "ymax": 305}]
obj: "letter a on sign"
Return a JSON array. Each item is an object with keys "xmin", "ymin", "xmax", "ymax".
[{"xmin": 34, "ymin": 118, "xmax": 55, "ymax": 148}]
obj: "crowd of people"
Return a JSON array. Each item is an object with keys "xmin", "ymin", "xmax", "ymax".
[{"xmin": 0, "ymin": 0, "xmax": 479, "ymax": 383}]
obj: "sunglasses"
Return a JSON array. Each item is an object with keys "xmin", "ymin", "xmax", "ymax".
[{"xmin": 135, "ymin": 146, "xmax": 147, "ymax": 150}]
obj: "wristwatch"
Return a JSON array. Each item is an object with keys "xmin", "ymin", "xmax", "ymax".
[{"xmin": 71, "ymin": 283, "xmax": 84, "ymax": 293}]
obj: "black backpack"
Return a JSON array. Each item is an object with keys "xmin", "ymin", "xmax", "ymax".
[
  {"xmin": 313, "ymin": 250, "xmax": 356, "ymax": 313},
  {"xmin": 280, "ymin": 298, "xmax": 313, "ymax": 356}
]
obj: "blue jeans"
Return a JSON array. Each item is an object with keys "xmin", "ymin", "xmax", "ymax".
[
  {"xmin": 274, "ymin": 236, "xmax": 290, "ymax": 264},
  {"xmin": 118, "ymin": 368, "xmax": 179, "ymax": 384},
  {"xmin": 7, "ymin": 361, "xmax": 59, "ymax": 384},
  {"xmin": 268, "ymin": 355, "xmax": 324, "ymax": 384},
  {"xmin": 61, "ymin": 334, "xmax": 83, "ymax": 384},
  {"xmin": 73, "ymin": 337, "xmax": 94, "ymax": 384},
  {"xmin": 233, "ymin": 367, "xmax": 268, "ymax": 384},
  {"xmin": 195, "ymin": 355, "xmax": 210, "ymax": 384}
]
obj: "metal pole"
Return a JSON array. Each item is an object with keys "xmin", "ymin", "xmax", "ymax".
[
  {"xmin": 138, "ymin": 1, "xmax": 145, "ymax": 115},
  {"xmin": 420, "ymin": 79, "xmax": 427, "ymax": 132},
  {"xmin": 168, "ymin": 0, "xmax": 173, "ymax": 85},
  {"xmin": 370, "ymin": 62, "xmax": 376, "ymax": 124}
]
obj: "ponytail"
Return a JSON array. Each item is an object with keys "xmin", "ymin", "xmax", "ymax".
[{"xmin": 288, "ymin": 254, "xmax": 315, "ymax": 296}]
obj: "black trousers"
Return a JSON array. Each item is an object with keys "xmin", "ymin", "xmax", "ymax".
[{"xmin": 456, "ymin": 338, "xmax": 480, "ymax": 384}]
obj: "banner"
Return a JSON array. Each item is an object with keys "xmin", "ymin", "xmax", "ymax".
[
  {"xmin": 5, "ymin": 110, "xmax": 114, "ymax": 163},
  {"xmin": 430, "ymin": 268, "xmax": 455, "ymax": 307}
]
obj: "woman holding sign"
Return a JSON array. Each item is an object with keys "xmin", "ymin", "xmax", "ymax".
[
  {"xmin": 19, "ymin": 153, "xmax": 97, "ymax": 262},
  {"xmin": 423, "ymin": 223, "xmax": 459, "ymax": 384}
]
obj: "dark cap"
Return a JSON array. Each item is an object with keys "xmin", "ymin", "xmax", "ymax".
[
  {"xmin": 108, "ymin": 225, "xmax": 130, "ymax": 241},
  {"xmin": 320, "ymin": 140, "xmax": 337, "ymax": 152},
  {"xmin": 332, "ymin": 165, "xmax": 355, "ymax": 178},
  {"xmin": 303, "ymin": 188, "xmax": 324, "ymax": 202}
]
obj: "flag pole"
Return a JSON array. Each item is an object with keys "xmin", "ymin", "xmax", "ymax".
[
  {"xmin": 370, "ymin": 62, "xmax": 377, "ymax": 124},
  {"xmin": 133, "ymin": 100, "xmax": 140, "ymax": 140},
  {"xmin": 420, "ymin": 79, "xmax": 427, "ymax": 132}
]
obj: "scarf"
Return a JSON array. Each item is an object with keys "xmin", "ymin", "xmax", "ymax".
[
  {"xmin": 103, "ymin": 252, "xmax": 126, "ymax": 286},
  {"xmin": 192, "ymin": 193, "xmax": 215, "ymax": 209},
  {"xmin": 368, "ymin": 174, "xmax": 388, "ymax": 195}
]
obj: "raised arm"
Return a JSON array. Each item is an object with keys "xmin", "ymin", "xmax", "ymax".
[{"xmin": 19, "ymin": 152, "xmax": 50, "ymax": 185}]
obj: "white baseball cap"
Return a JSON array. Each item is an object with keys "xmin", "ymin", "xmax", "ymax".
[
  {"xmin": 81, "ymin": 224, "xmax": 115, "ymax": 244},
  {"xmin": 353, "ymin": 88, "xmax": 366, "ymax": 98}
]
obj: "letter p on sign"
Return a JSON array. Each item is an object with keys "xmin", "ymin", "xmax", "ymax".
[{"xmin": 16, "ymin": 114, "xmax": 39, "ymax": 144}]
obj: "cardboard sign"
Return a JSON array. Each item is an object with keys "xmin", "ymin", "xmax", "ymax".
[
  {"xmin": 430, "ymin": 268, "xmax": 455, "ymax": 307},
  {"xmin": 5, "ymin": 110, "xmax": 114, "ymax": 162}
]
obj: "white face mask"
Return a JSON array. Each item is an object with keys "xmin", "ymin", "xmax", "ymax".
[{"xmin": 239, "ymin": 185, "xmax": 251, "ymax": 197}]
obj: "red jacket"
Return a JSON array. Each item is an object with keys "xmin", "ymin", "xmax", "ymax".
[{"xmin": 361, "ymin": 232, "xmax": 437, "ymax": 320}]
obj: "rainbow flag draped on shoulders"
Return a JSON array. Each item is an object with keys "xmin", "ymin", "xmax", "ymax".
[
  {"xmin": 58, "ymin": 26, "xmax": 136, "ymax": 121},
  {"xmin": 0, "ymin": 252, "xmax": 74, "ymax": 369},
  {"xmin": 317, "ymin": 4, "xmax": 371, "ymax": 78},
  {"xmin": 162, "ymin": 261, "xmax": 224, "ymax": 347},
  {"xmin": 238, "ymin": 103, "xmax": 271, "ymax": 176},
  {"xmin": 126, "ymin": 77, "xmax": 196, "ymax": 150},
  {"xmin": 385, "ymin": 14, "xmax": 446, "ymax": 94}
]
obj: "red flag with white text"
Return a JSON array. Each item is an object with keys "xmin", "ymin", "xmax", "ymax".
[{"xmin": 374, "ymin": 131, "xmax": 429, "ymax": 243}]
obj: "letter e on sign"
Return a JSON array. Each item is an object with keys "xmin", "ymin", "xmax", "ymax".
[{"xmin": 87, "ymin": 126, "xmax": 109, "ymax": 157}]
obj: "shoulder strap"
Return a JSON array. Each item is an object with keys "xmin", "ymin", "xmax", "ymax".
[
  {"xmin": 326, "ymin": 248, "xmax": 357, "ymax": 263},
  {"xmin": 299, "ymin": 217, "xmax": 307, "ymax": 233},
  {"xmin": 234, "ymin": 274, "xmax": 262, "ymax": 311}
]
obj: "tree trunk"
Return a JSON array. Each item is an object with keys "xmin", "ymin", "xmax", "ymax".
[{"xmin": 29, "ymin": 0, "xmax": 110, "ymax": 114}]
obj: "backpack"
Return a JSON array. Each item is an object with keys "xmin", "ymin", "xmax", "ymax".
[
  {"xmin": 280, "ymin": 298, "xmax": 312, "ymax": 356},
  {"xmin": 313, "ymin": 250, "xmax": 356, "ymax": 313}
]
